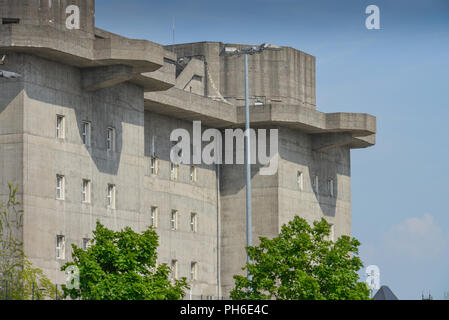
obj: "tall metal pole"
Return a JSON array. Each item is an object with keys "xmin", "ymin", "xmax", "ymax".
[{"xmin": 244, "ymin": 53, "xmax": 252, "ymax": 281}]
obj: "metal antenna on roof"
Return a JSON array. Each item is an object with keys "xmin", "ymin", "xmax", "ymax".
[
  {"xmin": 172, "ymin": 17, "xmax": 176, "ymax": 45},
  {"xmin": 0, "ymin": 54, "xmax": 22, "ymax": 79}
]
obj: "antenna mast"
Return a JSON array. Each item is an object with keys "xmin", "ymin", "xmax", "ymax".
[{"xmin": 172, "ymin": 16, "xmax": 176, "ymax": 45}]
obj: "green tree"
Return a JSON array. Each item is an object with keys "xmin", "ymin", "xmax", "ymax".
[
  {"xmin": 0, "ymin": 184, "xmax": 58, "ymax": 300},
  {"xmin": 4, "ymin": 259, "xmax": 59, "ymax": 300},
  {"xmin": 61, "ymin": 221, "xmax": 189, "ymax": 300},
  {"xmin": 231, "ymin": 216, "xmax": 370, "ymax": 300}
]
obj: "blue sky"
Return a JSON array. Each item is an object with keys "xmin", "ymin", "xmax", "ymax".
[{"xmin": 96, "ymin": 0, "xmax": 449, "ymax": 299}]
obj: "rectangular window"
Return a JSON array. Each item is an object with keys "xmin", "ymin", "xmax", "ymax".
[
  {"xmin": 151, "ymin": 207, "xmax": 158, "ymax": 229},
  {"xmin": 56, "ymin": 235, "xmax": 65, "ymax": 260},
  {"xmin": 56, "ymin": 175, "xmax": 65, "ymax": 200},
  {"xmin": 56, "ymin": 115, "xmax": 65, "ymax": 139},
  {"xmin": 107, "ymin": 184, "xmax": 116, "ymax": 209},
  {"xmin": 171, "ymin": 260, "xmax": 178, "ymax": 280},
  {"xmin": 190, "ymin": 213, "xmax": 197, "ymax": 233},
  {"xmin": 82, "ymin": 179, "xmax": 91, "ymax": 203},
  {"xmin": 82, "ymin": 121, "xmax": 91, "ymax": 146},
  {"xmin": 150, "ymin": 157, "xmax": 159, "ymax": 175},
  {"xmin": 82, "ymin": 238, "xmax": 91, "ymax": 250},
  {"xmin": 314, "ymin": 175, "xmax": 319, "ymax": 193},
  {"xmin": 328, "ymin": 179, "xmax": 334, "ymax": 197},
  {"xmin": 2, "ymin": 18, "xmax": 20, "ymax": 25},
  {"xmin": 297, "ymin": 171, "xmax": 303, "ymax": 190},
  {"xmin": 107, "ymin": 127, "xmax": 116, "ymax": 151},
  {"xmin": 171, "ymin": 210, "xmax": 178, "ymax": 231},
  {"xmin": 190, "ymin": 166, "xmax": 197, "ymax": 182},
  {"xmin": 190, "ymin": 262, "xmax": 198, "ymax": 281},
  {"xmin": 170, "ymin": 162, "xmax": 179, "ymax": 181}
]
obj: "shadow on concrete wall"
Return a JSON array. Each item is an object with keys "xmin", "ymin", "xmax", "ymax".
[
  {"xmin": 218, "ymin": 125, "xmax": 348, "ymax": 219},
  {"xmin": 9, "ymin": 52, "xmax": 150, "ymax": 176},
  {"xmin": 26, "ymin": 84, "xmax": 128, "ymax": 176},
  {"xmin": 143, "ymin": 110, "xmax": 221, "ymax": 174},
  {"xmin": 0, "ymin": 54, "xmax": 25, "ymax": 195}
]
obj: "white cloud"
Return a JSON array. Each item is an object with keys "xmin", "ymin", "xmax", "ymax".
[
  {"xmin": 359, "ymin": 214, "xmax": 449, "ymax": 299},
  {"xmin": 382, "ymin": 214, "xmax": 448, "ymax": 261}
]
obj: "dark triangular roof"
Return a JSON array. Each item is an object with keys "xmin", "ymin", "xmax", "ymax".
[{"xmin": 373, "ymin": 286, "xmax": 399, "ymax": 300}]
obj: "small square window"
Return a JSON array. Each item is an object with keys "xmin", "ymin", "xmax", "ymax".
[
  {"xmin": 151, "ymin": 207, "xmax": 158, "ymax": 229},
  {"xmin": 190, "ymin": 166, "xmax": 197, "ymax": 182},
  {"xmin": 150, "ymin": 157, "xmax": 159, "ymax": 175},
  {"xmin": 56, "ymin": 235, "xmax": 65, "ymax": 260},
  {"xmin": 56, "ymin": 115, "xmax": 65, "ymax": 139},
  {"xmin": 82, "ymin": 121, "xmax": 91, "ymax": 146},
  {"xmin": 170, "ymin": 162, "xmax": 179, "ymax": 181},
  {"xmin": 107, "ymin": 127, "xmax": 116, "ymax": 152},
  {"xmin": 329, "ymin": 224, "xmax": 335, "ymax": 242},
  {"xmin": 297, "ymin": 171, "xmax": 303, "ymax": 190},
  {"xmin": 313, "ymin": 175, "xmax": 319, "ymax": 193},
  {"xmin": 107, "ymin": 184, "xmax": 116, "ymax": 209},
  {"xmin": 2, "ymin": 18, "xmax": 20, "ymax": 25},
  {"xmin": 171, "ymin": 260, "xmax": 178, "ymax": 280},
  {"xmin": 82, "ymin": 238, "xmax": 91, "ymax": 250},
  {"xmin": 190, "ymin": 213, "xmax": 197, "ymax": 233},
  {"xmin": 190, "ymin": 262, "xmax": 198, "ymax": 281},
  {"xmin": 56, "ymin": 175, "xmax": 65, "ymax": 200},
  {"xmin": 328, "ymin": 179, "xmax": 334, "ymax": 197},
  {"xmin": 171, "ymin": 210, "xmax": 178, "ymax": 231},
  {"xmin": 82, "ymin": 179, "xmax": 91, "ymax": 203}
]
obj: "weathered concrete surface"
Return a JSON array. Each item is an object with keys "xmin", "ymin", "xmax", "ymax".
[
  {"xmin": 0, "ymin": 0, "xmax": 377, "ymax": 300},
  {"xmin": 82, "ymin": 65, "xmax": 134, "ymax": 92},
  {"xmin": 166, "ymin": 42, "xmax": 316, "ymax": 108},
  {"xmin": 175, "ymin": 57, "xmax": 205, "ymax": 95},
  {"xmin": 0, "ymin": 8, "xmax": 175, "ymax": 92},
  {"xmin": 145, "ymin": 91, "xmax": 376, "ymax": 149},
  {"xmin": 0, "ymin": 0, "xmax": 95, "ymax": 37},
  {"xmin": 145, "ymin": 87, "xmax": 236, "ymax": 128}
]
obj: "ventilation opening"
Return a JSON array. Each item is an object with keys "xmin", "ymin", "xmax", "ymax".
[{"xmin": 2, "ymin": 18, "xmax": 20, "ymax": 25}]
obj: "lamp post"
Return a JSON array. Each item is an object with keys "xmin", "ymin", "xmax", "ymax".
[
  {"xmin": 0, "ymin": 70, "xmax": 21, "ymax": 79},
  {"xmin": 220, "ymin": 43, "xmax": 281, "ymax": 281}
]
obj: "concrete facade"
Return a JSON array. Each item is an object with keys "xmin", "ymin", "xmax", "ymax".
[{"xmin": 0, "ymin": 0, "xmax": 376, "ymax": 299}]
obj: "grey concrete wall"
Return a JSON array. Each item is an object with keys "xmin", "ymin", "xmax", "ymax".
[
  {"xmin": 175, "ymin": 58, "xmax": 205, "ymax": 95},
  {"xmin": 0, "ymin": 2, "xmax": 374, "ymax": 300},
  {"xmin": 143, "ymin": 111, "xmax": 219, "ymax": 297},
  {"xmin": 0, "ymin": 53, "xmax": 25, "ymax": 252},
  {"xmin": 220, "ymin": 160, "xmax": 279, "ymax": 296},
  {"xmin": 166, "ymin": 42, "xmax": 316, "ymax": 109},
  {"xmin": 0, "ymin": 53, "xmax": 24, "ymax": 199},
  {"xmin": 0, "ymin": 0, "xmax": 95, "ymax": 38},
  {"xmin": 277, "ymin": 127, "xmax": 351, "ymax": 237},
  {"xmin": 0, "ymin": 53, "xmax": 219, "ymax": 296},
  {"xmin": 166, "ymin": 42, "xmax": 221, "ymax": 100},
  {"xmin": 219, "ymin": 45, "xmax": 316, "ymax": 108},
  {"xmin": 218, "ymin": 126, "xmax": 351, "ymax": 297},
  {"xmin": 16, "ymin": 53, "xmax": 145, "ymax": 284}
]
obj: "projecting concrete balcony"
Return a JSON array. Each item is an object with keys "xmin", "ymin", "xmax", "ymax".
[
  {"xmin": 236, "ymin": 104, "xmax": 376, "ymax": 149},
  {"xmin": 0, "ymin": 24, "xmax": 175, "ymax": 92},
  {"xmin": 145, "ymin": 87, "xmax": 236, "ymax": 128},
  {"xmin": 236, "ymin": 104, "xmax": 375, "ymax": 136},
  {"xmin": 145, "ymin": 88, "xmax": 376, "ymax": 149}
]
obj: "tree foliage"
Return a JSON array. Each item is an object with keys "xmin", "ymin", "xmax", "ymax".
[
  {"xmin": 231, "ymin": 216, "xmax": 370, "ymax": 300},
  {"xmin": 61, "ymin": 221, "xmax": 189, "ymax": 300},
  {"xmin": 0, "ymin": 184, "xmax": 58, "ymax": 300},
  {"xmin": 3, "ymin": 259, "xmax": 59, "ymax": 300}
]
